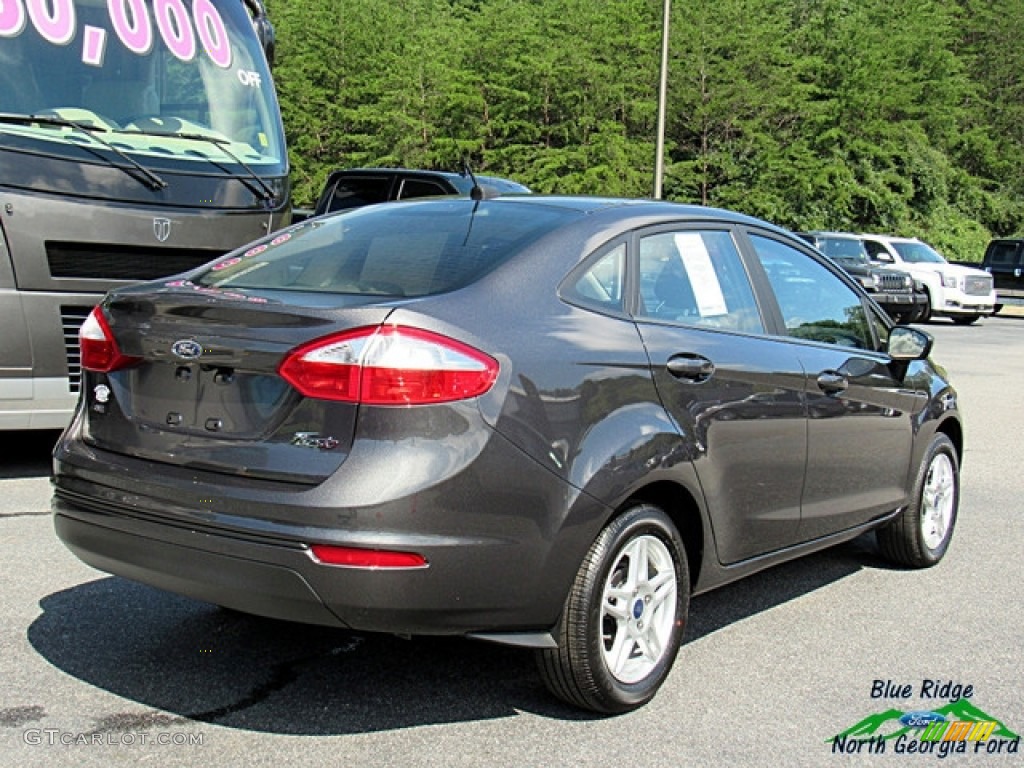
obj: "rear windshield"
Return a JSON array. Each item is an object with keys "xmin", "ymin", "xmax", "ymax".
[{"xmin": 196, "ymin": 200, "xmax": 575, "ymax": 297}]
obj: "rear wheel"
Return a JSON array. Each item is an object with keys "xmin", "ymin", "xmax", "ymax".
[
  {"xmin": 537, "ymin": 504, "xmax": 689, "ymax": 714},
  {"xmin": 877, "ymin": 433, "xmax": 959, "ymax": 568}
]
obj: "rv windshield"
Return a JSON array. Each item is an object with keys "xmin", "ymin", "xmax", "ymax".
[{"xmin": 0, "ymin": 0, "xmax": 284, "ymax": 172}]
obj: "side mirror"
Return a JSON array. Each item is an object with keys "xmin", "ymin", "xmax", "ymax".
[{"xmin": 888, "ymin": 326, "xmax": 933, "ymax": 361}]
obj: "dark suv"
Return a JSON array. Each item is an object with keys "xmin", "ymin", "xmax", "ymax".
[
  {"xmin": 311, "ymin": 168, "xmax": 531, "ymax": 217},
  {"xmin": 982, "ymin": 238, "xmax": 1024, "ymax": 313},
  {"xmin": 798, "ymin": 232, "xmax": 926, "ymax": 323}
]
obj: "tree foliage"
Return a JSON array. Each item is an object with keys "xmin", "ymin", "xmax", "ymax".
[{"xmin": 265, "ymin": 0, "xmax": 1024, "ymax": 260}]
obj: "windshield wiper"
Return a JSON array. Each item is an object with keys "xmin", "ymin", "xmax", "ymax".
[
  {"xmin": 119, "ymin": 128, "xmax": 276, "ymax": 205},
  {"xmin": 0, "ymin": 112, "xmax": 167, "ymax": 191}
]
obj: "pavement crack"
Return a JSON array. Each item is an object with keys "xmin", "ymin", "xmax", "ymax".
[{"xmin": 183, "ymin": 654, "xmax": 308, "ymax": 724}]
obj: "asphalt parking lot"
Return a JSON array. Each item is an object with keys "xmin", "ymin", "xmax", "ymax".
[{"xmin": 1, "ymin": 314, "xmax": 1022, "ymax": 768}]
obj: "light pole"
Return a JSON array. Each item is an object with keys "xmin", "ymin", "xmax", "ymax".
[{"xmin": 654, "ymin": 0, "xmax": 671, "ymax": 199}]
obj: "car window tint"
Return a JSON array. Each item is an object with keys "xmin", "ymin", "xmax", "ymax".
[
  {"xmin": 565, "ymin": 244, "xmax": 625, "ymax": 311},
  {"xmin": 750, "ymin": 234, "xmax": 874, "ymax": 349},
  {"xmin": 987, "ymin": 242, "xmax": 1019, "ymax": 267},
  {"xmin": 197, "ymin": 200, "xmax": 576, "ymax": 297},
  {"xmin": 636, "ymin": 230, "xmax": 763, "ymax": 333},
  {"xmin": 326, "ymin": 176, "xmax": 391, "ymax": 212},
  {"xmin": 398, "ymin": 178, "xmax": 450, "ymax": 200}
]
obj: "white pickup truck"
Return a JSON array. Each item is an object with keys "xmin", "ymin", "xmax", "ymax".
[{"xmin": 859, "ymin": 234, "xmax": 996, "ymax": 324}]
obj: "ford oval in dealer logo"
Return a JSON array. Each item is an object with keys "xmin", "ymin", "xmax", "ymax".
[
  {"xmin": 899, "ymin": 711, "xmax": 947, "ymax": 728},
  {"xmin": 171, "ymin": 339, "xmax": 203, "ymax": 361}
]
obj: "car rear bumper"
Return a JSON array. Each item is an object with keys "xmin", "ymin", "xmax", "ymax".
[{"xmin": 51, "ymin": 427, "xmax": 600, "ymax": 640}]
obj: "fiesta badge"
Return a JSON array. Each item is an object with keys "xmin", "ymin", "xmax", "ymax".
[{"xmin": 171, "ymin": 339, "xmax": 203, "ymax": 361}]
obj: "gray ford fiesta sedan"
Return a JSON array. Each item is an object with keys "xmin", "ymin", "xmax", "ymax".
[{"xmin": 52, "ymin": 196, "xmax": 962, "ymax": 713}]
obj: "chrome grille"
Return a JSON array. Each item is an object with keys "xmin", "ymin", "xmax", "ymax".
[
  {"xmin": 876, "ymin": 272, "xmax": 910, "ymax": 292},
  {"xmin": 964, "ymin": 274, "xmax": 993, "ymax": 296},
  {"xmin": 60, "ymin": 306, "xmax": 93, "ymax": 393}
]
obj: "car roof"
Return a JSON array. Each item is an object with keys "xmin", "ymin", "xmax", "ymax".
[
  {"xmin": 327, "ymin": 167, "xmax": 531, "ymax": 193},
  {"xmin": 801, "ymin": 231, "xmax": 861, "ymax": 239},
  {"xmin": 859, "ymin": 233, "xmax": 922, "ymax": 244}
]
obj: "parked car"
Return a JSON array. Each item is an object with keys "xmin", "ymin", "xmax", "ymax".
[
  {"xmin": 309, "ymin": 167, "xmax": 531, "ymax": 218},
  {"xmin": 859, "ymin": 234, "xmax": 996, "ymax": 324},
  {"xmin": 797, "ymin": 231, "xmax": 926, "ymax": 323},
  {"xmin": 981, "ymin": 238, "xmax": 1024, "ymax": 314},
  {"xmin": 53, "ymin": 197, "xmax": 962, "ymax": 714}
]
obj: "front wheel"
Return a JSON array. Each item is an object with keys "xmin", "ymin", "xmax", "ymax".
[
  {"xmin": 951, "ymin": 314, "xmax": 980, "ymax": 325},
  {"xmin": 877, "ymin": 433, "xmax": 959, "ymax": 568},
  {"xmin": 537, "ymin": 504, "xmax": 689, "ymax": 714}
]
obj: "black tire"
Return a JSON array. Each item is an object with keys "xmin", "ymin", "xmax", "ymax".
[
  {"xmin": 877, "ymin": 433, "xmax": 959, "ymax": 568},
  {"xmin": 993, "ymin": 304, "xmax": 1003, "ymax": 315},
  {"xmin": 918, "ymin": 290, "xmax": 933, "ymax": 323},
  {"xmin": 537, "ymin": 504, "xmax": 689, "ymax": 714}
]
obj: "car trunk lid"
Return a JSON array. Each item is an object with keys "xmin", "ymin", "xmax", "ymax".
[{"xmin": 80, "ymin": 288, "xmax": 396, "ymax": 484}]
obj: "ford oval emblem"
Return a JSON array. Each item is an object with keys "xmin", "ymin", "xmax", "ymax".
[
  {"xmin": 171, "ymin": 339, "xmax": 203, "ymax": 361},
  {"xmin": 899, "ymin": 711, "xmax": 946, "ymax": 729}
]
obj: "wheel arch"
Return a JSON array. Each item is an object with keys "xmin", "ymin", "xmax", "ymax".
[
  {"xmin": 618, "ymin": 480, "xmax": 705, "ymax": 592},
  {"xmin": 935, "ymin": 415, "xmax": 963, "ymax": 465}
]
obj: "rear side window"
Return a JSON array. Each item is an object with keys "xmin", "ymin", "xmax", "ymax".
[
  {"xmin": 196, "ymin": 200, "xmax": 575, "ymax": 297},
  {"xmin": 397, "ymin": 178, "xmax": 451, "ymax": 200},
  {"xmin": 636, "ymin": 230, "xmax": 764, "ymax": 333},
  {"xmin": 563, "ymin": 244, "xmax": 626, "ymax": 312}
]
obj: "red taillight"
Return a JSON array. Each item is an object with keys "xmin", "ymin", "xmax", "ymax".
[
  {"xmin": 79, "ymin": 307, "xmax": 140, "ymax": 373},
  {"xmin": 278, "ymin": 325, "xmax": 499, "ymax": 405},
  {"xmin": 309, "ymin": 544, "xmax": 427, "ymax": 569}
]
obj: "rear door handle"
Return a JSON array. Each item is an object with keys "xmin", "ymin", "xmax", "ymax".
[
  {"xmin": 666, "ymin": 354, "xmax": 715, "ymax": 382},
  {"xmin": 816, "ymin": 370, "xmax": 848, "ymax": 394}
]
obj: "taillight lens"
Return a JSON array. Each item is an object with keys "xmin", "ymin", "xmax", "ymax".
[
  {"xmin": 80, "ymin": 307, "xmax": 140, "ymax": 373},
  {"xmin": 278, "ymin": 325, "xmax": 499, "ymax": 405}
]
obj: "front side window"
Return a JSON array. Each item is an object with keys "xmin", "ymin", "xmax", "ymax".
[
  {"xmin": 636, "ymin": 230, "xmax": 763, "ymax": 333},
  {"xmin": 750, "ymin": 235, "xmax": 874, "ymax": 350}
]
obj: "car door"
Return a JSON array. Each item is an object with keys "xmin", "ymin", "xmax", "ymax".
[
  {"xmin": 631, "ymin": 227, "xmax": 807, "ymax": 565},
  {"xmin": 744, "ymin": 232, "xmax": 927, "ymax": 540}
]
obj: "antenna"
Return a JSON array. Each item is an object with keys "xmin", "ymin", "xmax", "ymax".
[{"xmin": 462, "ymin": 157, "xmax": 484, "ymax": 201}]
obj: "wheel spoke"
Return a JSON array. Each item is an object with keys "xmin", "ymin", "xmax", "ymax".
[
  {"xmin": 600, "ymin": 532, "xmax": 680, "ymax": 684},
  {"xmin": 920, "ymin": 453, "xmax": 955, "ymax": 550}
]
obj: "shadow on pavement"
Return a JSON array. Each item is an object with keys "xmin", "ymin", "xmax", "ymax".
[
  {"xmin": 27, "ymin": 534, "xmax": 880, "ymax": 733},
  {"xmin": 0, "ymin": 430, "xmax": 61, "ymax": 479}
]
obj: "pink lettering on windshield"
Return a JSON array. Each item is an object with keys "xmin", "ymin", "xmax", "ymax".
[
  {"xmin": 2, "ymin": 0, "xmax": 232, "ymax": 69},
  {"xmin": 81, "ymin": 24, "xmax": 106, "ymax": 66},
  {"xmin": 154, "ymin": 0, "xmax": 195, "ymax": 61},
  {"xmin": 0, "ymin": 0, "xmax": 28, "ymax": 37},
  {"xmin": 26, "ymin": 0, "xmax": 74, "ymax": 45},
  {"xmin": 193, "ymin": 0, "xmax": 230, "ymax": 68},
  {"xmin": 108, "ymin": 0, "xmax": 153, "ymax": 55}
]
